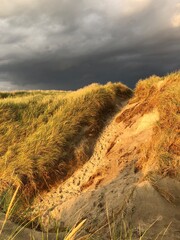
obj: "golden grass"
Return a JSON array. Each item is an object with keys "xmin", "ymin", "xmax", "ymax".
[
  {"xmin": 127, "ymin": 72, "xmax": 180, "ymax": 179},
  {"xmin": 64, "ymin": 219, "xmax": 87, "ymax": 240},
  {"xmin": 0, "ymin": 186, "xmax": 20, "ymax": 235},
  {"xmin": 0, "ymin": 82, "xmax": 132, "ymax": 213}
]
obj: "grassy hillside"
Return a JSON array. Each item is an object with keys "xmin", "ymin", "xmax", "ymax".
[{"xmin": 0, "ymin": 82, "xmax": 132, "ymax": 209}]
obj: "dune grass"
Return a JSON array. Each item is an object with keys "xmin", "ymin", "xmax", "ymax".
[
  {"xmin": 0, "ymin": 73, "xmax": 178, "ymax": 239},
  {"xmin": 0, "ymin": 82, "xmax": 132, "ymax": 213},
  {"xmin": 123, "ymin": 72, "xmax": 180, "ymax": 179}
]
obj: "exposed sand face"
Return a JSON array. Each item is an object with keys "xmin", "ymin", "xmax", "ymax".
[
  {"xmin": 134, "ymin": 109, "xmax": 159, "ymax": 134},
  {"xmin": 26, "ymin": 97, "xmax": 180, "ymax": 240},
  {"xmin": 125, "ymin": 177, "xmax": 180, "ymax": 240}
]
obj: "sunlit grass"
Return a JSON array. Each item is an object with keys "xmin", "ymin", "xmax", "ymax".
[
  {"xmin": 124, "ymin": 71, "xmax": 180, "ymax": 179},
  {"xmin": 0, "ymin": 72, "xmax": 179, "ymax": 239},
  {"xmin": 0, "ymin": 82, "xmax": 132, "ymax": 215}
]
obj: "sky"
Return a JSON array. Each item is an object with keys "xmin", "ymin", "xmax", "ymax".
[{"xmin": 0, "ymin": 0, "xmax": 180, "ymax": 91}]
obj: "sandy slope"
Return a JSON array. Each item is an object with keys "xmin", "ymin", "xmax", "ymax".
[
  {"xmin": 30, "ymin": 96, "xmax": 180, "ymax": 239},
  {"xmin": 31, "ymin": 102, "xmax": 129, "ymax": 221}
]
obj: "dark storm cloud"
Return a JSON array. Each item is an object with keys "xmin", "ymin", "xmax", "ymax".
[{"xmin": 0, "ymin": 0, "xmax": 180, "ymax": 90}]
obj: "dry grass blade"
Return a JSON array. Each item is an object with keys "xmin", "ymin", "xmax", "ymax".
[
  {"xmin": 0, "ymin": 185, "xmax": 20, "ymax": 235},
  {"xmin": 160, "ymin": 221, "xmax": 172, "ymax": 240},
  {"xmin": 139, "ymin": 216, "xmax": 162, "ymax": 240},
  {"xmin": 105, "ymin": 202, "xmax": 113, "ymax": 240},
  {"xmin": 65, "ymin": 219, "xmax": 86, "ymax": 240}
]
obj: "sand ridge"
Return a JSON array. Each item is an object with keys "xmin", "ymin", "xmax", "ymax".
[{"xmin": 28, "ymin": 93, "xmax": 180, "ymax": 239}]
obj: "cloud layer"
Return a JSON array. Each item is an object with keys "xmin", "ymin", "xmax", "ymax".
[{"xmin": 0, "ymin": 0, "xmax": 180, "ymax": 90}]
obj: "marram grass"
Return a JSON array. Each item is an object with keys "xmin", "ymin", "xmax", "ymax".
[{"xmin": 0, "ymin": 82, "xmax": 132, "ymax": 212}]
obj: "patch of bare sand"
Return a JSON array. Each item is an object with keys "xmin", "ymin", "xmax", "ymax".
[
  {"xmin": 124, "ymin": 177, "xmax": 180, "ymax": 240},
  {"xmin": 134, "ymin": 108, "xmax": 159, "ymax": 134}
]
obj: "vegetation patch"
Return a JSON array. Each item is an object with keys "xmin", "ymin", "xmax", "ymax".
[
  {"xmin": 124, "ymin": 72, "xmax": 180, "ymax": 179},
  {"xmin": 0, "ymin": 82, "xmax": 132, "ymax": 212}
]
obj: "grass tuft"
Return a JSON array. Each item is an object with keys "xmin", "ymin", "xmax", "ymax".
[{"xmin": 126, "ymin": 71, "xmax": 180, "ymax": 179}]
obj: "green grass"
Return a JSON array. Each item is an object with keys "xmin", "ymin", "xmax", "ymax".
[{"xmin": 0, "ymin": 82, "xmax": 132, "ymax": 213}]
